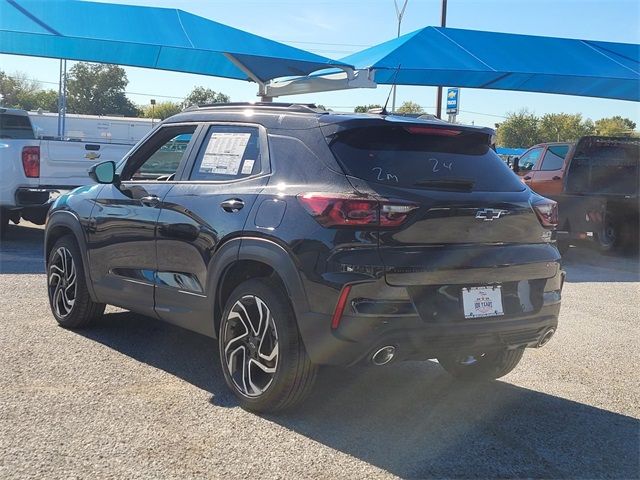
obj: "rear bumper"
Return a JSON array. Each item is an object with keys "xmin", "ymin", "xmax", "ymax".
[
  {"xmin": 296, "ymin": 256, "xmax": 564, "ymax": 366},
  {"xmin": 299, "ymin": 303, "xmax": 560, "ymax": 366},
  {"xmin": 15, "ymin": 186, "xmax": 75, "ymax": 207}
]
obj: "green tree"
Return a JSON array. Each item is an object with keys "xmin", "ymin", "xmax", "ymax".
[
  {"xmin": 182, "ymin": 86, "xmax": 230, "ymax": 108},
  {"xmin": 354, "ymin": 104, "xmax": 382, "ymax": 113},
  {"xmin": 141, "ymin": 101, "xmax": 182, "ymax": 120},
  {"xmin": 67, "ymin": 63, "xmax": 139, "ymax": 116},
  {"xmin": 594, "ymin": 116, "xmax": 637, "ymax": 137},
  {"xmin": 396, "ymin": 101, "xmax": 424, "ymax": 114},
  {"xmin": 0, "ymin": 71, "xmax": 58, "ymax": 111},
  {"xmin": 538, "ymin": 113, "xmax": 594, "ymax": 143},
  {"xmin": 496, "ymin": 109, "xmax": 540, "ymax": 148}
]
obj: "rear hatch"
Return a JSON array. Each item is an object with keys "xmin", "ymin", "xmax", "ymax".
[{"xmin": 323, "ymin": 119, "xmax": 559, "ymax": 293}]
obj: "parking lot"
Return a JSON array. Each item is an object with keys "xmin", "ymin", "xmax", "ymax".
[{"xmin": 0, "ymin": 222, "xmax": 638, "ymax": 479}]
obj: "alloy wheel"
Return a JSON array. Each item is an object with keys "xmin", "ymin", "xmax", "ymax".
[
  {"xmin": 48, "ymin": 247, "xmax": 77, "ymax": 318},
  {"xmin": 222, "ymin": 295, "xmax": 279, "ymax": 397}
]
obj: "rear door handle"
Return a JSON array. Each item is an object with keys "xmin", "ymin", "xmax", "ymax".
[
  {"xmin": 221, "ymin": 198, "xmax": 245, "ymax": 212},
  {"xmin": 523, "ymin": 176, "xmax": 532, "ymax": 181},
  {"xmin": 140, "ymin": 195, "xmax": 160, "ymax": 207},
  {"xmin": 552, "ymin": 176, "xmax": 562, "ymax": 180}
]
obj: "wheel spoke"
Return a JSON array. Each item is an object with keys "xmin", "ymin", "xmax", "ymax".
[
  {"xmin": 47, "ymin": 246, "xmax": 77, "ymax": 318},
  {"xmin": 236, "ymin": 298, "xmax": 259, "ymax": 335},
  {"xmin": 224, "ymin": 327, "xmax": 248, "ymax": 358},
  {"xmin": 222, "ymin": 294, "xmax": 280, "ymax": 398}
]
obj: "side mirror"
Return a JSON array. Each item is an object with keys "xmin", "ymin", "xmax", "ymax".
[
  {"xmin": 89, "ymin": 160, "xmax": 117, "ymax": 184},
  {"xmin": 512, "ymin": 157, "xmax": 520, "ymax": 173}
]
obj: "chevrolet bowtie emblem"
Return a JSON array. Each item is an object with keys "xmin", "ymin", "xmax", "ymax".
[{"xmin": 475, "ymin": 208, "xmax": 508, "ymax": 221}]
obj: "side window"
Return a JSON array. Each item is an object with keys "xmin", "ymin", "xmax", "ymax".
[
  {"xmin": 190, "ymin": 125, "xmax": 262, "ymax": 181},
  {"xmin": 124, "ymin": 125, "xmax": 197, "ymax": 181},
  {"xmin": 540, "ymin": 145, "xmax": 569, "ymax": 171},
  {"xmin": 518, "ymin": 147, "xmax": 543, "ymax": 171}
]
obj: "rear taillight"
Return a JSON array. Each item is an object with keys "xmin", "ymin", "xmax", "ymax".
[
  {"xmin": 22, "ymin": 146, "xmax": 40, "ymax": 178},
  {"xmin": 532, "ymin": 198, "xmax": 558, "ymax": 229},
  {"xmin": 298, "ymin": 193, "xmax": 417, "ymax": 228}
]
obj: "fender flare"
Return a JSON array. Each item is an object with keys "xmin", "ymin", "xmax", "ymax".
[
  {"xmin": 45, "ymin": 210, "xmax": 98, "ymax": 301},
  {"xmin": 207, "ymin": 236, "xmax": 310, "ymax": 325}
]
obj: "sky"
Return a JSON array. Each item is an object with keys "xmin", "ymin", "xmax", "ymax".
[{"xmin": 1, "ymin": 0, "xmax": 639, "ymax": 127}]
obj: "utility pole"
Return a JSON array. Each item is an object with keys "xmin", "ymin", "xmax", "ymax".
[
  {"xmin": 435, "ymin": 0, "xmax": 447, "ymax": 118},
  {"xmin": 391, "ymin": 0, "xmax": 409, "ymax": 113}
]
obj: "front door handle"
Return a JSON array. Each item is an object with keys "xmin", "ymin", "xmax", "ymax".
[
  {"xmin": 140, "ymin": 195, "xmax": 160, "ymax": 207},
  {"xmin": 523, "ymin": 176, "xmax": 532, "ymax": 181},
  {"xmin": 552, "ymin": 176, "xmax": 562, "ymax": 181},
  {"xmin": 221, "ymin": 198, "xmax": 245, "ymax": 212}
]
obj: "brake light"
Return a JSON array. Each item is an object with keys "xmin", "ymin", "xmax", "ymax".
[
  {"xmin": 532, "ymin": 198, "xmax": 558, "ymax": 229},
  {"xmin": 22, "ymin": 146, "xmax": 40, "ymax": 178},
  {"xmin": 298, "ymin": 193, "xmax": 417, "ymax": 228},
  {"xmin": 404, "ymin": 126, "xmax": 462, "ymax": 136}
]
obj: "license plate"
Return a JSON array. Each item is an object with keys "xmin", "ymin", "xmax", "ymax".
[{"xmin": 462, "ymin": 285, "xmax": 504, "ymax": 319}]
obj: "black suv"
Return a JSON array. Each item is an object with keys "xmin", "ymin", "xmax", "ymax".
[{"xmin": 45, "ymin": 103, "xmax": 563, "ymax": 412}]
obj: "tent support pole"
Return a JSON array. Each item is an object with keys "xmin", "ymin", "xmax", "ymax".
[
  {"xmin": 57, "ymin": 59, "xmax": 67, "ymax": 138},
  {"xmin": 224, "ymin": 53, "xmax": 272, "ymax": 102},
  {"xmin": 435, "ymin": 0, "xmax": 448, "ymax": 118}
]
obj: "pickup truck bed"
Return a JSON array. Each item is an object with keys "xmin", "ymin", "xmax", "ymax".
[{"xmin": 1, "ymin": 108, "xmax": 142, "ymax": 235}]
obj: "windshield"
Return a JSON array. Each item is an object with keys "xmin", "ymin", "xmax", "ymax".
[
  {"xmin": 0, "ymin": 113, "xmax": 35, "ymax": 139},
  {"xmin": 328, "ymin": 125, "xmax": 524, "ymax": 192}
]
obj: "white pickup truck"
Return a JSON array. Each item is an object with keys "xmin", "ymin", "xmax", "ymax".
[{"xmin": 0, "ymin": 108, "xmax": 153, "ymax": 236}]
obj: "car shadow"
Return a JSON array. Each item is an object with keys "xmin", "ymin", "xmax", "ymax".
[
  {"xmin": 79, "ymin": 311, "xmax": 639, "ymax": 479},
  {"xmin": 0, "ymin": 223, "xmax": 45, "ymax": 274},
  {"xmin": 561, "ymin": 245, "xmax": 639, "ymax": 283}
]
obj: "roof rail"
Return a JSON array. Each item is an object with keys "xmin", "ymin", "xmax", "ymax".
[{"xmin": 189, "ymin": 102, "xmax": 324, "ymax": 113}]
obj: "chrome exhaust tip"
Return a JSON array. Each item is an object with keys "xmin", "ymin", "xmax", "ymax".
[
  {"xmin": 537, "ymin": 328, "xmax": 555, "ymax": 348},
  {"xmin": 372, "ymin": 346, "xmax": 396, "ymax": 366}
]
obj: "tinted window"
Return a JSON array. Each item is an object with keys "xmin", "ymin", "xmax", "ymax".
[
  {"xmin": 566, "ymin": 139, "xmax": 639, "ymax": 195},
  {"xmin": 126, "ymin": 126, "xmax": 197, "ymax": 181},
  {"xmin": 0, "ymin": 113, "xmax": 34, "ymax": 139},
  {"xmin": 190, "ymin": 125, "xmax": 261, "ymax": 181},
  {"xmin": 518, "ymin": 148, "xmax": 542, "ymax": 171},
  {"xmin": 328, "ymin": 126, "xmax": 524, "ymax": 192},
  {"xmin": 541, "ymin": 145, "xmax": 569, "ymax": 171}
]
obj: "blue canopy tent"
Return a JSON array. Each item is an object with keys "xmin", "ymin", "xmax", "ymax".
[
  {"xmin": 0, "ymin": 0, "xmax": 348, "ymax": 86},
  {"xmin": 338, "ymin": 26, "xmax": 639, "ymax": 101}
]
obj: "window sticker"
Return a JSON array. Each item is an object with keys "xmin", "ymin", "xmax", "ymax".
[
  {"xmin": 199, "ymin": 132, "xmax": 251, "ymax": 175},
  {"xmin": 241, "ymin": 159, "xmax": 255, "ymax": 175}
]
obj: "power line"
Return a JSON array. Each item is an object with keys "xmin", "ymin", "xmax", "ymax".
[{"xmin": 5, "ymin": 74, "xmax": 510, "ymax": 118}]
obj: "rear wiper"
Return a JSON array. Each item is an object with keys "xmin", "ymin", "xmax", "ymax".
[{"xmin": 413, "ymin": 178, "xmax": 475, "ymax": 191}]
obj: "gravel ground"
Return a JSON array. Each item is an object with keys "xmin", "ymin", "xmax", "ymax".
[{"xmin": 0, "ymin": 223, "xmax": 638, "ymax": 479}]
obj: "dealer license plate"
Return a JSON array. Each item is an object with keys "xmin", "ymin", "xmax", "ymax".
[{"xmin": 462, "ymin": 285, "xmax": 504, "ymax": 319}]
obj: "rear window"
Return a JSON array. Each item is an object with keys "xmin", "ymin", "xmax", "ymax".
[
  {"xmin": 328, "ymin": 126, "xmax": 524, "ymax": 192},
  {"xmin": 566, "ymin": 138, "xmax": 639, "ymax": 195},
  {"xmin": 0, "ymin": 113, "xmax": 35, "ymax": 139}
]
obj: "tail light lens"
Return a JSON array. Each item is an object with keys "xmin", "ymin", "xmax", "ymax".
[
  {"xmin": 532, "ymin": 198, "xmax": 558, "ymax": 229},
  {"xmin": 22, "ymin": 146, "xmax": 40, "ymax": 178},
  {"xmin": 298, "ymin": 193, "xmax": 417, "ymax": 228}
]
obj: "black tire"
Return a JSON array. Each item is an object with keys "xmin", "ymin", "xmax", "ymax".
[
  {"xmin": 596, "ymin": 216, "xmax": 618, "ymax": 253},
  {"xmin": 0, "ymin": 208, "xmax": 9, "ymax": 239},
  {"xmin": 47, "ymin": 235, "xmax": 105, "ymax": 328},
  {"xmin": 438, "ymin": 347, "xmax": 525, "ymax": 381},
  {"xmin": 218, "ymin": 278, "xmax": 317, "ymax": 412}
]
